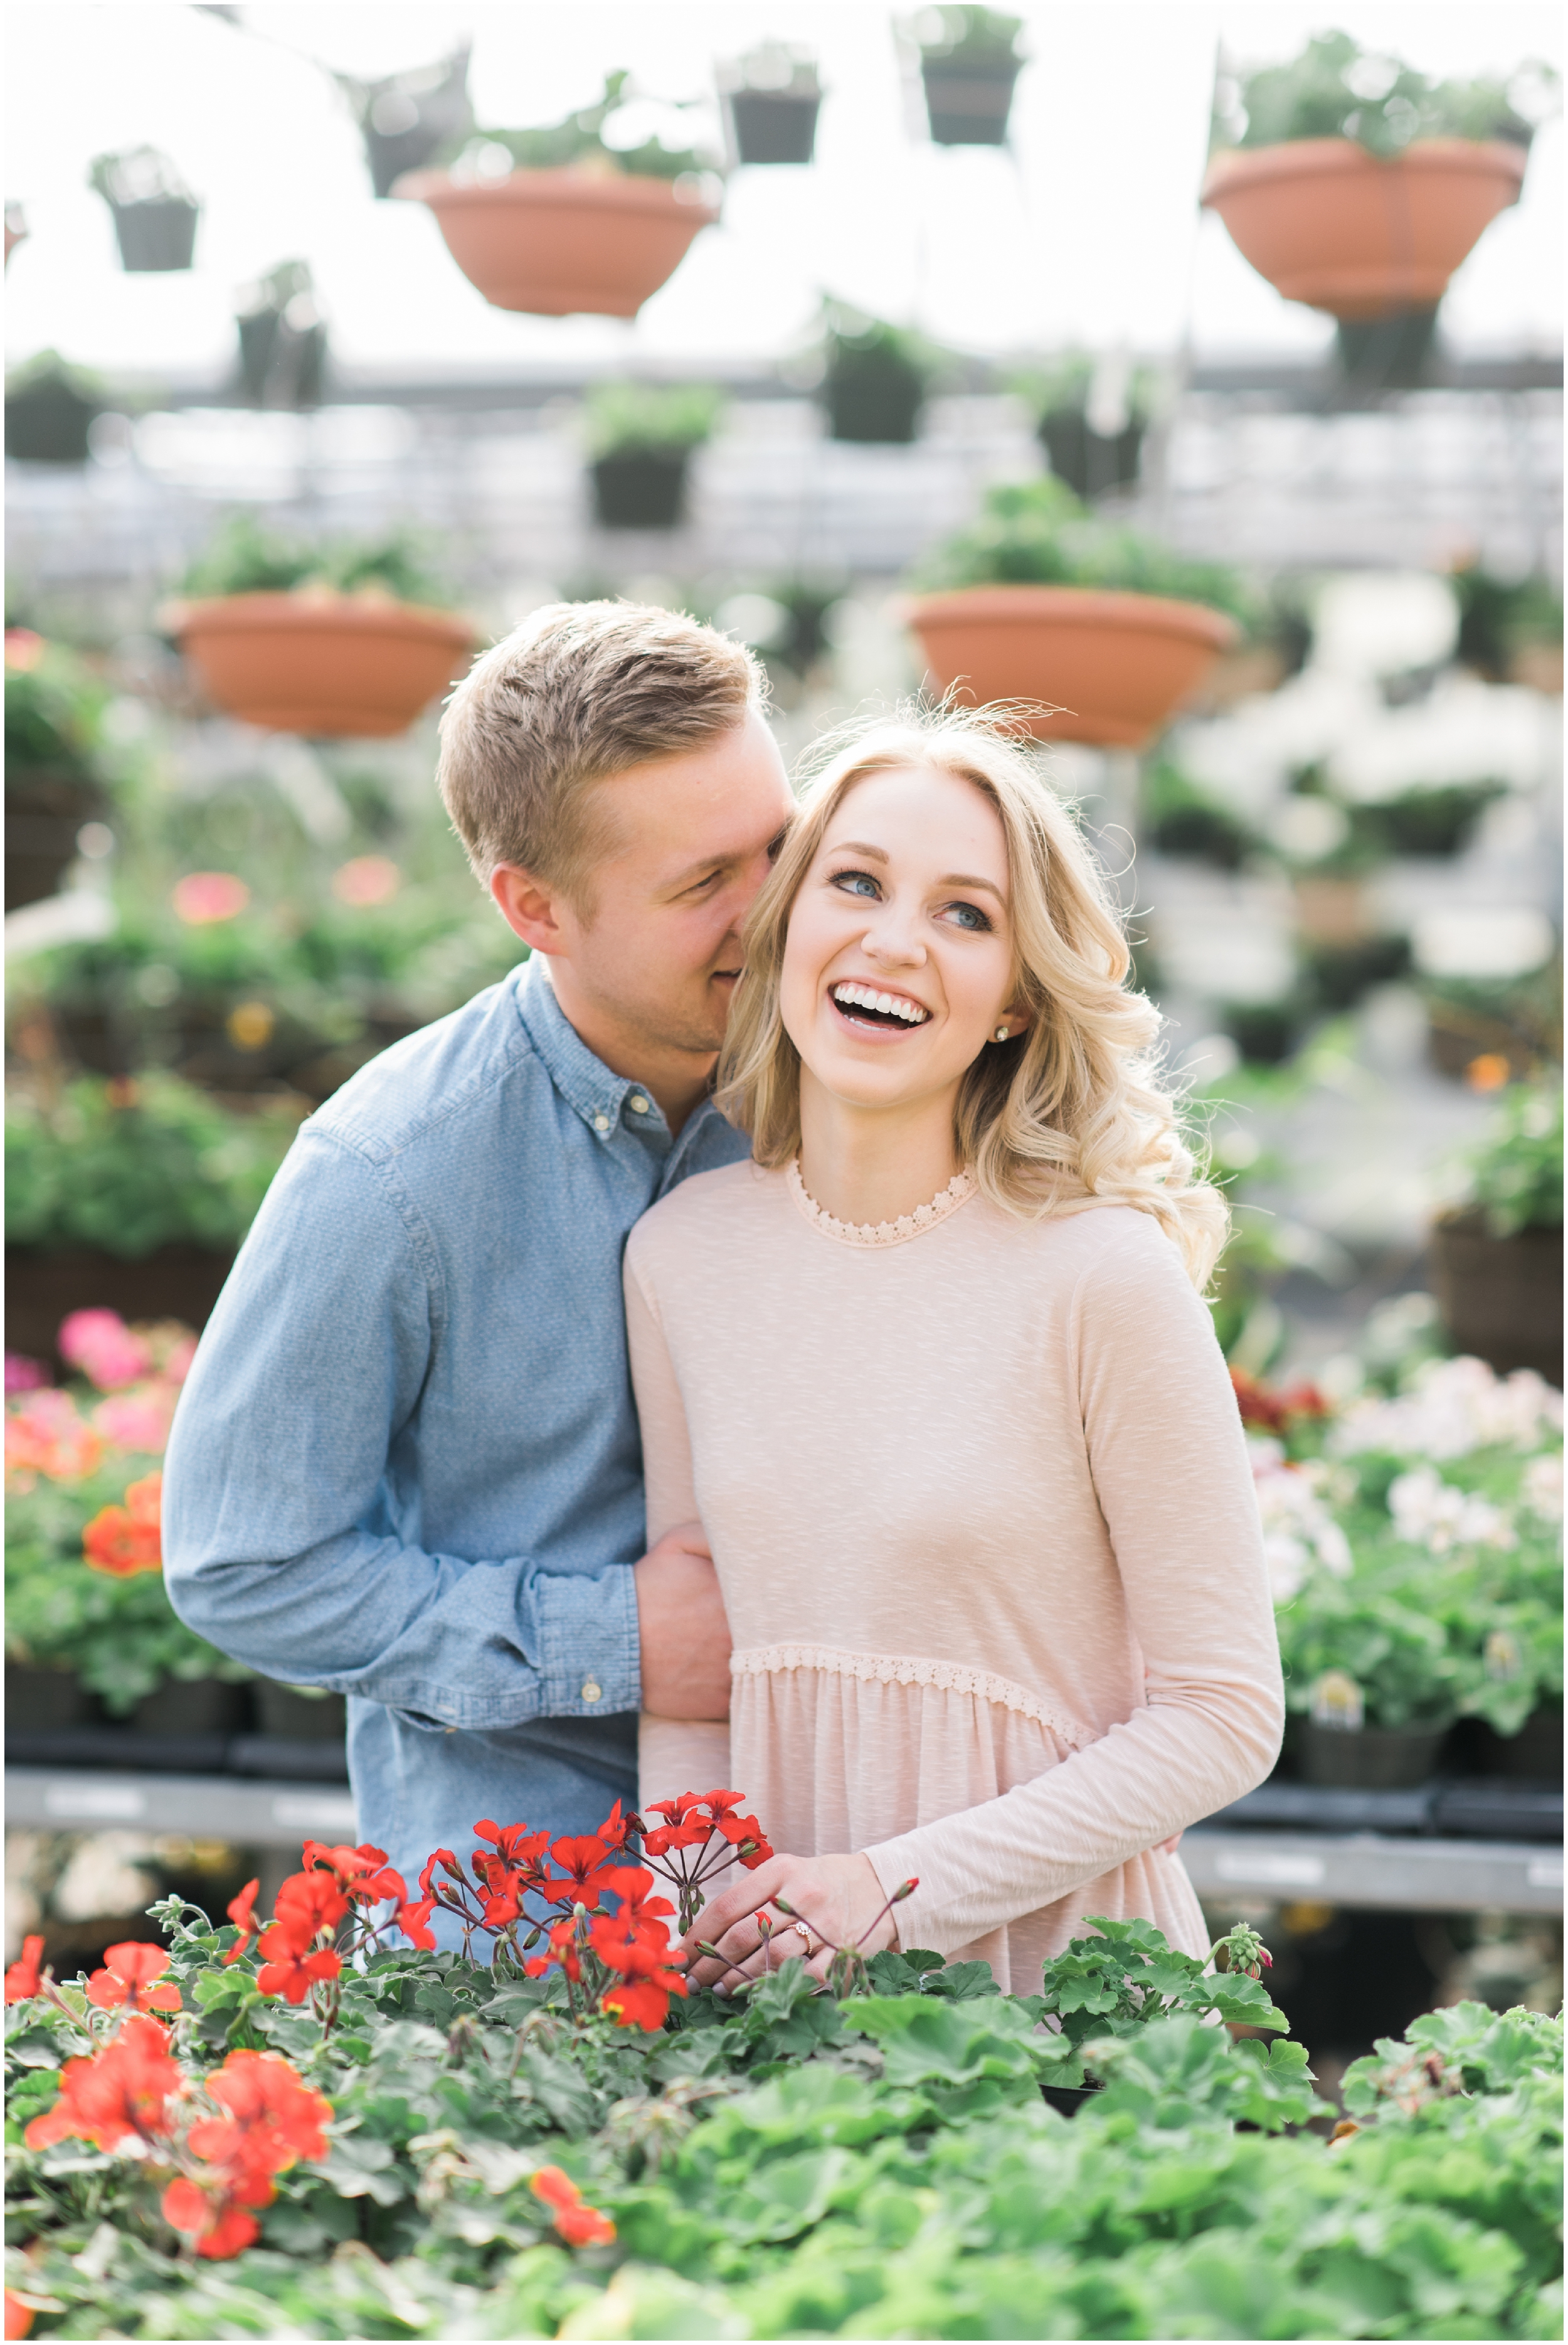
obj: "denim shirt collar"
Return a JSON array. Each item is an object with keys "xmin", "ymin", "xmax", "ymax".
[{"xmin": 512, "ymin": 954, "xmax": 720, "ymax": 1160}]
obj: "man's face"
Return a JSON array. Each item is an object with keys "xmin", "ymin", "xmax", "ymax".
[{"xmin": 519, "ymin": 711, "xmax": 794, "ymax": 1065}]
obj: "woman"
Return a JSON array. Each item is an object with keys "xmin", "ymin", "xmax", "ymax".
[{"xmin": 626, "ymin": 707, "xmax": 1281, "ymax": 1993}]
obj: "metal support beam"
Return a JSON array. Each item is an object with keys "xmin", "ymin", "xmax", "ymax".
[
  {"xmin": 6, "ymin": 1768, "xmax": 358, "ymax": 1847},
  {"xmin": 1185, "ymin": 1828, "xmax": 1563, "ymax": 1915}
]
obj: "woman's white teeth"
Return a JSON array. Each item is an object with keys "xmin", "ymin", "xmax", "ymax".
[{"xmin": 832, "ymin": 982, "xmax": 928, "ymax": 1024}]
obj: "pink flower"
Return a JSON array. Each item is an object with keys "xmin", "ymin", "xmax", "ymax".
[
  {"xmin": 93, "ymin": 1388, "xmax": 177, "ymax": 1455},
  {"xmin": 58, "ymin": 1311, "xmax": 152, "ymax": 1392},
  {"xmin": 4, "ymin": 629, "xmax": 45, "ymax": 673},
  {"xmin": 4, "ymin": 1354, "xmax": 46, "ymax": 1395},
  {"xmin": 331, "ymin": 856, "xmax": 400, "ymax": 907},
  {"xmin": 172, "ymin": 873, "xmax": 250, "ymax": 925}
]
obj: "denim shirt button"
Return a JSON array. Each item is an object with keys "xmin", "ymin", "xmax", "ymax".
[
  {"xmin": 593, "ymin": 1114, "xmax": 610, "ymax": 1132},
  {"xmin": 628, "ymin": 1095, "xmax": 650, "ymax": 1114},
  {"xmin": 581, "ymin": 1679, "xmax": 603, "ymax": 1703}
]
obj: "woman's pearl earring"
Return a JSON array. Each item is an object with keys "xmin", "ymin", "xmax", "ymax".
[{"xmin": 994, "ymin": 1025, "xmax": 1010, "ymax": 1043}]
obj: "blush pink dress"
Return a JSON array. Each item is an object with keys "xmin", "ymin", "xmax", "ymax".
[{"xmin": 625, "ymin": 1157, "xmax": 1283, "ymax": 1990}]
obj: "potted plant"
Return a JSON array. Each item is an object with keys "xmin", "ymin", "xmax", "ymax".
[
  {"xmin": 394, "ymin": 72, "xmax": 721, "ymax": 319},
  {"xmin": 719, "ymin": 46, "xmax": 822, "ymax": 166},
  {"xmin": 913, "ymin": 7, "xmax": 1026, "ymax": 147},
  {"xmin": 1278, "ymin": 1607, "xmax": 1458, "ymax": 1787},
  {"xmin": 818, "ymin": 303, "xmax": 938, "ymax": 444},
  {"xmin": 1202, "ymin": 35, "xmax": 1554, "ymax": 381},
  {"xmin": 906, "ymin": 476, "xmax": 1246, "ymax": 746},
  {"xmin": 5, "ymin": 351, "xmax": 105, "ymax": 465},
  {"xmin": 169, "ymin": 514, "xmax": 475, "ymax": 737},
  {"xmin": 88, "ymin": 148, "xmax": 199, "ymax": 272},
  {"xmin": 1349, "ymin": 778, "xmax": 1507, "ymax": 859},
  {"xmin": 1014, "ymin": 352, "xmax": 1158, "ymax": 502},
  {"xmin": 1451, "ymin": 565, "xmax": 1564, "ymax": 692},
  {"xmin": 584, "ymin": 381, "xmax": 723, "ymax": 529},
  {"xmin": 1429, "ymin": 1081, "xmax": 1563, "ymax": 1381},
  {"xmin": 1422, "ymin": 964, "xmax": 1561, "ymax": 1085},
  {"xmin": 336, "ymin": 45, "xmax": 472, "ymax": 199},
  {"xmin": 234, "ymin": 260, "xmax": 327, "ymax": 410},
  {"xmin": 4, "ymin": 1074, "xmax": 301, "ymax": 1366},
  {"xmin": 1141, "ymin": 760, "xmax": 1256, "ymax": 870},
  {"xmin": 4, "ymin": 632, "xmax": 110, "ymax": 913}
]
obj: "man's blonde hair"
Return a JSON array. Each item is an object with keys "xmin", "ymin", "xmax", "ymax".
[
  {"xmin": 438, "ymin": 600, "xmax": 766, "ymax": 907},
  {"xmin": 717, "ymin": 703, "xmax": 1228, "ymax": 1290}
]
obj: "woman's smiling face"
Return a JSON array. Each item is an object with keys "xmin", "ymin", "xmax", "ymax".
[{"xmin": 778, "ymin": 763, "xmax": 1027, "ymax": 1116}]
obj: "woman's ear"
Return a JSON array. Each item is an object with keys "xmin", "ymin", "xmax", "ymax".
[{"xmin": 991, "ymin": 1002, "xmax": 1034, "ymax": 1045}]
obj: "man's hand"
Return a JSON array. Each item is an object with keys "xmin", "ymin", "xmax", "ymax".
[{"xmin": 634, "ymin": 1524, "xmax": 731, "ymax": 1719}]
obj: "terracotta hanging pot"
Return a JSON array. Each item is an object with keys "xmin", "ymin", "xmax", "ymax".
[
  {"xmin": 174, "ymin": 595, "xmax": 475, "ymax": 737},
  {"xmin": 1200, "ymin": 137, "xmax": 1526, "ymax": 319},
  {"xmin": 394, "ymin": 167, "xmax": 719, "ymax": 317},
  {"xmin": 906, "ymin": 586, "xmax": 1238, "ymax": 748}
]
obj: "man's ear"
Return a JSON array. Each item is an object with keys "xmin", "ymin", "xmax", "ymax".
[{"xmin": 491, "ymin": 864, "xmax": 572, "ymax": 954}]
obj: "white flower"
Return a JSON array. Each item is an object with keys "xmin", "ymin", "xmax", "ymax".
[
  {"xmin": 1387, "ymin": 1464, "xmax": 1517, "ymax": 1556},
  {"xmin": 1330, "ymin": 1356, "xmax": 1564, "ymax": 1464},
  {"xmin": 1251, "ymin": 1446, "xmax": 1353, "ymax": 1601},
  {"xmin": 1522, "ymin": 1452, "xmax": 1564, "ymax": 1526}
]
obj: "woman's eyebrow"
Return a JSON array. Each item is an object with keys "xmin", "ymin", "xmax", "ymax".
[
  {"xmin": 939, "ymin": 871, "xmax": 1005, "ymax": 900},
  {"xmin": 828, "ymin": 839, "xmax": 888, "ymax": 863}
]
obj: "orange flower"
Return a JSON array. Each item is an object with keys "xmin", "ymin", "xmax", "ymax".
[
  {"xmin": 161, "ymin": 2175, "xmax": 260, "ymax": 2260},
  {"xmin": 188, "ymin": 2047, "xmax": 332, "ymax": 2193},
  {"xmin": 4, "ymin": 2290, "xmax": 33, "ymax": 2339},
  {"xmin": 331, "ymin": 854, "xmax": 400, "ymax": 907},
  {"xmin": 83, "ymin": 1473, "xmax": 164, "ymax": 1576},
  {"xmin": 85, "ymin": 1940, "xmax": 181, "ymax": 2016},
  {"xmin": 223, "ymin": 1878, "xmax": 260, "ymax": 1966},
  {"xmin": 6, "ymin": 1390, "xmax": 103, "ymax": 1485},
  {"xmin": 530, "ymin": 2165, "xmax": 615, "ymax": 2248},
  {"xmin": 3, "ymin": 1935, "xmax": 45, "ymax": 2004}
]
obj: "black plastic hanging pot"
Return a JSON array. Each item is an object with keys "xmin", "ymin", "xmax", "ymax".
[
  {"xmin": 728, "ymin": 88, "xmax": 820, "ymax": 165},
  {"xmin": 345, "ymin": 46, "xmax": 473, "ymax": 199},
  {"xmin": 110, "ymin": 196, "xmax": 199, "ymax": 272},
  {"xmin": 591, "ymin": 449, "xmax": 691, "ymax": 529},
  {"xmin": 1335, "ymin": 304, "xmax": 1441, "ymax": 393},
  {"xmin": 921, "ymin": 56, "xmax": 1020, "ymax": 146},
  {"xmin": 822, "ymin": 357, "xmax": 926, "ymax": 444},
  {"xmin": 1038, "ymin": 408, "xmax": 1145, "ymax": 500},
  {"xmin": 4, "ymin": 371, "xmax": 102, "ymax": 464}
]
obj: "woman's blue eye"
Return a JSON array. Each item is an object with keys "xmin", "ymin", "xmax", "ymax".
[
  {"xmin": 832, "ymin": 870, "xmax": 881, "ymax": 900},
  {"xmin": 946, "ymin": 901, "xmax": 990, "ymax": 932}
]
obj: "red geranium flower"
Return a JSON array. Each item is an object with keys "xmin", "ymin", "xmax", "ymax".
[
  {"xmin": 25, "ymin": 2015, "xmax": 180, "ymax": 2153},
  {"xmin": 255, "ymin": 1928, "xmax": 342, "ymax": 2005},
  {"xmin": 272, "ymin": 1869, "xmax": 347, "ymax": 1938},
  {"xmin": 161, "ymin": 2175, "xmax": 260, "ymax": 2260},
  {"xmin": 4, "ymin": 1935, "xmax": 45, "ymax": 2004},
  {"xmin": 83, "ymin": 1474, "xmax": 163, "ymax": 1577},
  {"xmin": 85, "ymin": 1940, "xmax": 181, "ymax": 2015},
  {"xmin": 530, "ymin": 2164, "xmax": 616, "ymax": 2248},
  {"xmin": 524, "ymin": 1914, "xmax": 585, "ymax": 1985},
  {"xmin": 712, "ymin": 1811, "xmax": 775, "ymax": 1868},
  {"xmin": 223, "ymin": 1879, "xmax": 260, "ymax": 1966},
  {"xmin": 188, "ymin": 2047, "xmax": 332, "ymax": 2189},
  {"xmin": 395, "ymin": 1896, "xmax": 437, "ymax": 1951}
]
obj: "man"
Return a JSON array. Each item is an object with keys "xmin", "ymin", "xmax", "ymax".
[{"xmin": 163, "ymin": 601, "xmax": 795, "ymax": 1893}]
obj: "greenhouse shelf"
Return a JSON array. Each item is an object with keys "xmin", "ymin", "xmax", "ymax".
[
  {"xmin": 1182, "ymin": 1827, "xmax": 1561, "ymax": 1915},
  {"xmin": 6, "ymin": 1768, "xmax": 1562, "ymax": 1914}
]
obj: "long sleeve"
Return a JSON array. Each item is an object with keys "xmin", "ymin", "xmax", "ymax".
[
  {"xmin": 864, "ymin": 1218, "xmax": 1283, "ymax": 1947},
  {"xmin": 625, "ymin": 1250, "xmax": 733, "ymax": 1800},
  {"xmin": 162, "ymin": 1127, "xmax": 641, "ymax": 1733}
]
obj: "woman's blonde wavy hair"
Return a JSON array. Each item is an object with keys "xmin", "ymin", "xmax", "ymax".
[{"xmin": 716, "ymin": 703, "xmax": 1227, "ymax": 1289}]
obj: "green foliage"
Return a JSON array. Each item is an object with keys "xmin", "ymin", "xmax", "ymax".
[
  {"xmin": 7, "ymin": 1891, "xmax": 1561, "ymax": 2341},
  {"xmin": 1446, "ymin": 1081, "xmax": 1564, "ymax": 1236},
  {"xmin": 4, "ymin": 1073, "xmax": 302, "ymax": 1257},
  {"xmin": 1214, "ymin": 30, "xmax": 1559, "ymax": 157},
  {"xmin": 1453, "ymin": 567, "xmax": 1564, "ymax": 681},
  {"xmin": 179, "ymin": 513, "xmax": 457, "ymax": 610},
  {"xmin": 1010, "ymin": 349, "xmax": 1160, "ymax": 428},
  {"xmin": 583, "ymin": 381, "xmax": 724, "ymax": 460},
  {"xmin": 4, "ymin": 639, "xmax": 109, "ymax": 784},
  {"xmin": 473, "ymin": 71, "xmax": 714, "ymax": 181},
  {"xmin": 1142, "ymin": 760, "xmax": 1256, "ymax": 869},
  {"xmin": 915, "ymin": 476, "xmax": 1253, "ymax": 620},
  {"xmin": 1276, "ymin": 1578, "xmax": 1462, "ymax": 1730},
  {"xmin": 915, "ymin": 7, "xmax": 1025, "ymax": 64},
  {"xmin": 6, "ymin": 1458, "xmax": 249, "ymax": 1711}
]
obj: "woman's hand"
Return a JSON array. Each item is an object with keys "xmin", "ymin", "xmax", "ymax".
[{"xmin": 682, "ymin": 1852, "xmax": 896, "ymax": 1990}]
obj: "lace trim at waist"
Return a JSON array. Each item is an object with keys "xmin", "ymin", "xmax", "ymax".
[{"xmin": 730, "ymin": 1643, "xmax": 1094, "ymax": 1751}]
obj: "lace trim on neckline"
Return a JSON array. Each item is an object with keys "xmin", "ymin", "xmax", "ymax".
[
  {"xmin": 786, "ymin": 1158, "xmax": 977, "ymax": 1248},
  {"xmin": 731, "ymin": 1642, "xmax": 1093, "ymax": 1750}
]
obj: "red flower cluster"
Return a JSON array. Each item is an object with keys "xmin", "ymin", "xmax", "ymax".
[
  {"xmin": 639, "ymin": 1789, "xmax": 775, "ymax": 1930},
  {"xmin": 162, "ymin": 2048, "xmax": 332, "ymax": 2258},
  {"xmin": 4, "ymin": 1937, "xmax": 46, "ymax": 2006},
  {"xmin": 234, "ymin": 1839, "xmax": 432, "ymax": 2016},
  {"xmin": 530, "ymin": 2164, "xmax": 616, "ymax": 2248},
  {"xmin": 1231, "ymin": 1368, "xmax": 1330, "ymax": 1437},
  {"xmin": 25, "ymin": 2013, "xmax": 182, "ymax": 2156},
  {"xmin": 85, "ymin": 1940, "xmax": 181, "ymax": 2016},
  {"xmin": 83, "ymin": 1472, "xmax": 164, "ymax": 1577}
]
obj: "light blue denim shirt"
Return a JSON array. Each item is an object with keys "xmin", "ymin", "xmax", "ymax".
[{"xmin": 162, "ymin": 955, "xmax": 751, "ymax": 1892}]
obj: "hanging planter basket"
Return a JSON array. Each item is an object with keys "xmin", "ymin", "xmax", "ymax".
[
  {"xmin": 1039, "ymin": 408, "xmax": 1145, "ymax": 501},
  {"xmin": 1429, "ymin": 1211, "xmax": 1563, "ymax": 1383},
  {"xmin": 1199, "ymin": 137, "xmax": 1527, "ymax": 320},
  {"xmin": 394, "ymin": 168, "xmax": 719, "ymax": 318},
  {"xmin": 906, "ymin": 586, "xmax": 1238, "ymax": 748},
  {"xmin": 173, "ymin": 595, "xmax": 476, "ymax": 738},
  {"xmin": 726, "ymin": 88, "xmax": 820, "ymax": 165},
  {"xmin": 110, "ymin": 196, "xmax": 199, "ymax": 273},
  {"xmin": 4, "ymin": 368, "xmax": 102, "ymax": 465},
  {"xmin": 591, "ymin": 450, "xmax": 691, "ymax": 529},
  {"xmin": 920, "ymin": 56, "xmax": 1020, "ymax": 146}
]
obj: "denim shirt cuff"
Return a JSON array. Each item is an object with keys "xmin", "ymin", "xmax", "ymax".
[{"xmin": 533, "ymin": 1563, "xmax": 642, "ymax": 1716}]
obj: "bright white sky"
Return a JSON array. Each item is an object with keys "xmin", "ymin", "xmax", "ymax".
[{"xmin": 6, "ymin": 3, "xmax": 1562, "ymax": 380}]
